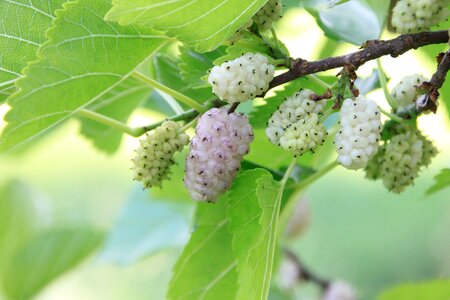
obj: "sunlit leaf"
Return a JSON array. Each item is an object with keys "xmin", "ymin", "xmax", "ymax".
[
  {"xmin": 105, "ymin": 0, "xmax": 268, "ymax": 52},
  {"xmin": 0, "ymin": 0, "xmax": 67, "ymax": 102},
  {"xmin": 378, "ymin": 280, "xmax": 450, "ymax": 300},
  {"xmin": 0, "ymin": 0, "xmax": 168, "ymax": 151}
]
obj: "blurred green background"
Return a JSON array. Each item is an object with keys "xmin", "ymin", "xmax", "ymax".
[{"xmin": 1, "ymin": 3, "xmax": 450, "ymax": 300}]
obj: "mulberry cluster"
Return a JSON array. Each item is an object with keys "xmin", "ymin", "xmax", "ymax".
[
  {"xmin": 391, "ymin": 0, "xmax": 450, "ymax": 33},
  {"xmin": 184, "ymin": 108, "xmax": 254, "ymax": 202},
  {"xmin": 266, "ymin": 89, "xmax": 328, "ymax": 156},
  {"xmin": 391, "ymin": 74, "xmax": 428, "ymax": 114},
  {"xmin": 335, "ymin": 96, "xmax": 382, "ymax": 170},
  {"xmin": 365, "ymin": 125, "xmax": 438, "ymax": 193},
  {"xmin": 208, "ymin": 53, "xmax": 275, "ymax": 104},
  {"xmin": 380, "ymin": 131, "xmax": 423, "ymax": 193},
  {"xmin": 132, "ymin": 121, "xmax": 189, "ymax": 188},
  {"xmin": 253, "ymin": 0, "xmax": 283, "ymax": 31}
]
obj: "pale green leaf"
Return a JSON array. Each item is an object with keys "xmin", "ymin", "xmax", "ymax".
[
  {"xmin": 228, "ymin": 169, "xmax": 281, "ymax": 300},
  {"xmin": 98, "ymin": 186, "xmax": 193, "ymax": 265},
  {"xmin": 167, "ymin": 198, "xmax": 237, "ymax": 300},
  {"xmin": 104, "ymin": 0, "xmax": 268, "ymax": 52},
  {"xmin": 0, "ymin": 0, "xmax": 168, "ymax": 151},
  {"xmin": 308, "ymin": 0, "xmax": 389, "ymax": 45},
  {"xmin": 79, "ymin": 77, "xmax": 151, "ymax": 154},
  {"xmin": 0, "ymin": 180, "xmax": 42, "ymax": 275},
  {"xmin": 378, "ymin": 280, "xmax": 450, "ymax": 300},
  {"xmin": 426, "ymin": 168, "xmax": 450, "ymax": 196},
  {"xmin": 2, "ymin": 227, "xmax": 103, "ymax": 300},
  {"xmin": 0, "ymin": 0, "xmax": 67, "ymax": 102}
]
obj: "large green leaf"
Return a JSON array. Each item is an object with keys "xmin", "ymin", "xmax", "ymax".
[
  {"xmin": 99, "ymin": 187, "xmax": 193, "ymax": 265},
  {"xmin": 0, "ymin": 0, "xmax": 67, "ymax": 102},
  {"xmin": 0, "ymin": 0, "xmax": 168, "ymax": 152},
  {"xmin": 0, "ymin": 180, "xmax": 42, "ymax": 275},
  {"xmin": 378, "ymin": 280, "xmax": 450, "ymax": 300},
  {"xmin": 167, "ymin": 199, "xmax": 237, "ymax": 300},
  {"xmin": 426, "ymin": 168, "xmax": 450, "ymax": 196},
  {"xmin": 2, "ymin": 227, "xmax": 103, "ymax": 300},
  {"xmin": 227, "ymin": 169, "xmax": 281, "ymax": 300},
  {"xmin": 79, "ymin": 77, "xmax": 151, "ymax": 154},
  {"xmin": 104, "ymin": 0, "xmax": 268, "ymax": 52}
]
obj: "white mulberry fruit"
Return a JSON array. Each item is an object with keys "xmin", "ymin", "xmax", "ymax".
[
  {"xmin": 266, "ymin": 89, "xmax": 328, "ymax": 156},
  {"xmin": 419, "ymin": 133, "xmax": 438, "ymax": 167},
  {"xmin": 335, "ymin": 96, "xmax": 382, "ymax": 170},
  {"xmin": 391, "ymin": 0, "xmax": 450, "ymax": 33},
  {"xmin": 364, "ymin": 144, "xmax": 386, "ymax": 180},
  {"xmin": 391, "ymin": 74, "xmax": 428, "ymax": 114},
  {"xmin": 208, "ymin": 53, "xmax": 275, "ymax": 104},
  {"xmin": 253, "ymin": 0, "xmax": 283, "ymax": 31},
  {"xmin": 381, "ymin": 131, "xmax": 423, "ymax": 193},
  {"xmin": 184, "ymin": 107, "xmax": 254, "ymax": 202},
  {"xmin": 132, "ymin": 121, "xmax": 189, "ymax": 188}
]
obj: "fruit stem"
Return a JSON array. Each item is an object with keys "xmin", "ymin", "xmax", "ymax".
[
  {"xmin": 271, "ymin": 27, "xmax": 281, "ymax": 53},
  {"xmin": 376, "ymin": 59, "xmax": 398, "ymax": 110},
  {"xmin": 379, "ymin": 107, "xmax": 403, "ymax": 123},
  {"xmin": 132, "ymin": 71, "xmax": 206, "ymax": 113},
  {"xmin": 77, "ymin": 109, "xmax": 139, "ymax": 137},
  {"xmin": 77, "ymin": 108, "xmax": 199, "ymax": 137}
]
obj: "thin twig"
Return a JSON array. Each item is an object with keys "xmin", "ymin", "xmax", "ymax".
[{"xmin": 269, "ymin": 30, "xmax": 449, "ymax": 90}]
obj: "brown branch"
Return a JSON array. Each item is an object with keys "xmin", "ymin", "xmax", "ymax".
[
  {"xmin": 417, "ymin": 50, "xmax": 450, "ymax": 113},
  {"xmin": 269, "ymin": 30, "xmax": 449, "ymax": 90}
]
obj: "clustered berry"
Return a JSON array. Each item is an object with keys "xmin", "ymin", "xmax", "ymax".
[
  {"xmin": 365, "ymin": 125, "xmax": 438, "ymax": 193},
  {"xmin": 391, "ymin": 0, "xmax": 450, "ymax": 33},
  {"xmin": 391, "ymin": 74, "xmax": 428, "ymax": 115},
  {"xmin": 266, "ymin": 89, "xmax": 328, "ymax": 156},
  {"xmin": 208, "ymin": 53, "xmax": 275, "ymax": 103},
  {"xmin": 132, "ymin": 121, "xmax": 189, "ymax": 188},
  {"xmin": 253, "ymin": 0, "xmax": 283, "ymax": 31},
  {"xmin": 335, "ymin": 96, "xmax": 382, "ymax": 170},
  {"xmin": 184, "ymin": 107, "xmax": 254, "ymax": 202}
]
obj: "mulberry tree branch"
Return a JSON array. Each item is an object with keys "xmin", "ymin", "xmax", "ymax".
[{"xmin": 269, "ymin": 30, "xmax": 449, "ymax": 90}]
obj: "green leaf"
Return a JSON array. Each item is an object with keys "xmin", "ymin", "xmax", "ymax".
[
  {"xmin": 378, "ymin": 280, "xmax": 450, "ymax": 300},
  {"xmin": 0, "ymin": 0, "xmax": 67, "ymax": 102},
  {"xmin": 151, "ymin": 53, "xmax": 215, "ymax": 104},
  {"xmin": 2, "ymin": 227, "xmax": 103, "ymax": 300},
  {"xmin": 308, "ymin": 0, "xmax": 389, "ymax": 45},
  {"xmin": 179, "ymin": 45, "xmax": 227, "ymax": 89},
  {"xmin": 79, "ymin": 77, "xmax": 151, "ymax": 154},
  {"xmin": 426, "ymin": 168, "xmax": 450, "ymax": 196},
  {"xmin": 0, "ymin": 180, "xmax": 42, "ymax": 275},
  {"xmin": 99, "ymin": 186, "xmax": 193, "ymax": 265},
  {"xmin": 0, "ymin": 0, "xmax": 168, "ymax": 152},
  {"xmin": 104, "ymin": 0, "xmax": 268, "ymax": 52},
  {"xmin": 227, "ymin": 169, "xmax": 281, "ymax": 300},
  {"xmin": 167, "ymin": 199, "xmax": 237, "ymax": 300}
]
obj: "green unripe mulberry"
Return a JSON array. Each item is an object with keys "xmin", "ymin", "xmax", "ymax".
[{"xmin": 132, "ymin": 121, "xmax": 189, "ymax": 188}]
